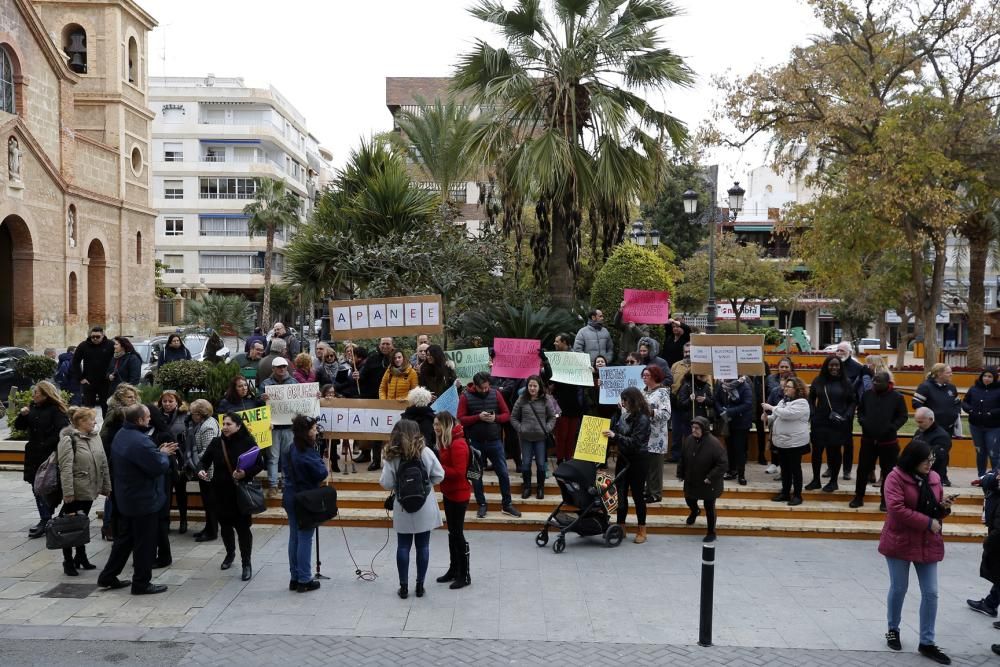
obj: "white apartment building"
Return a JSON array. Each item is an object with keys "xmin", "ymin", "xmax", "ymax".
[{"xmin": 149, "ymin": 75, "xmax": 330, "ymax": 296}]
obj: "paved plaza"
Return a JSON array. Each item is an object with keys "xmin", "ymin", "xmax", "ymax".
[{"xmin": 0, "ymin": 470, "xmax": 997, "ymax": 665}]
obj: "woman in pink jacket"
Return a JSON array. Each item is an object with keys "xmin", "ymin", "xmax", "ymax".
[{"xmin": 878, "ymin": 439, "xmax": 955, "ymax": 665}]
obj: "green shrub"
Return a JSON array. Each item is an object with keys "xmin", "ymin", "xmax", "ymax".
[
  {"xmin": 155, "ymin": 360, "xmax": 209, "ymax": 396},
  {"xmin": 749, "ymin": 326, "xmax": 783, "ymax": 345},
  {"xmin": 15, "ymin": 355, "xmax": 57, "ymax": 384},
  {"xmin": 139, "ymin": 384, "xmax": 165, "ymax": 405},
  {"xmin": 204, "ymin": 361, "xmax": 240, "ymax": 404},
  {"xmin": 6, "ymin": 387, "xmax": 73, "ymax": 439},
  {"xmin": 452, "ymin": 302, "xmax": 579, "ymax": 349}
]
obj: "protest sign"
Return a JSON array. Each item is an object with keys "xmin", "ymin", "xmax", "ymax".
[
  {"xmin": 689, "ymin": 334, "xmax": 766, "ymax": 377},
  {"xmin": 264, "ymin": 382, "xmax": 320, "ymax": 426},
  {"xmin": 711, "ymin": 346, "xmax": 738, "ymax": 380},
  {"xmin": 546, "ymin": 351, "xmax": 594, "ymax": 386},
  {"xmin": 431, "ymin": 384, "xmax": 459, "ymax": 415},
  {"xmin": 598, "ymin": 366, "xmax": 645, "ymax": 404},
  {"xmin": 318, "ymin": 398, "xmax": 405, "ymax": 441},
  {"xmin": 443, "ymin": 347, "xmax": 491, "ymax": 384},
  {"xmin": 574, "ymin": 415, "xmax": 611, "ymax": 463},
  {"xmin": 219, "ymin": 405, "xmax": 272, "ymax": 448},
  {"xmin": 328, "ymin": 295, "xmax": 443, "ymax": 339},
  {"xmin": 621, "ymin": 289, "xmax": 670, "ymax": 324},
  {"xmin": 491, "ymin": 337, "xmax": 541, "ymax": 379}
]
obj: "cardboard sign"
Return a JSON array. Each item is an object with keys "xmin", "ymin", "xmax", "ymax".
[
  {"xmin": 264, "ymin": 382, "xmax": 320, "ymax": 426},
  {"xmin": 689, "ymin": 334, "xmax": 766, "ymax": 377},
  {"xmin": 621, "ymin": 289, "xmax": 670, "ymax": 324},
  {"xmin": 317, "ymin": 398, "xmax": 405, "ymax": 441},
  {"xmin": 431, "ymin": 384, "xmax": 459, "ymax": 416},
  {"xmin": 546, "ymin": 351, "xmax": 594, "ymax": 386},
  {"xmin": 491, "ymin": 338, "xmax": 541, "ymax": 379},
  {"xmin": 328, "ymin": 295, "xmax": 444, "ymax": 339},
  {"xmin": 443, "ymin": 347, "xmax": 491, "ymax": 384},
  {"xmin": 574, "ymin": 415, "xmax": 611, "ymax": 463},
  {"xmin": 598, "ymin": 366, "xmax": 645, "ymax": 404},
  {"xmin": 219, "ymin": 405, "xmax": 272, "ymax": 449}
]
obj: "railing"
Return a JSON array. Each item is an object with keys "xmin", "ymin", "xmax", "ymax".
[
  {"xmin": 158, "ymin": 299, "xmax": 176, "ymax": 326},
  {"xmin": 202, "ymin": 154, "xmax": 226, "ymax": 162},
  {"xmin": 199, "ymin": 267, "xmax": 265, "ymax": 274},
  {"xmin": 940, "ymin": 348, "xmax": 1000, "ymax": 368}
]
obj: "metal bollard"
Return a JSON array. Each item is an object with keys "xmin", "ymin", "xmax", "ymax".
[{"xmin": 698, "ymin": 543, "xmax": 715, "ymax": 647}]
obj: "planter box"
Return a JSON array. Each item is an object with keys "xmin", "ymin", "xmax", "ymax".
[{"xmin": 0, "ymin": 439, "xmax": 27, "ymax": 467}]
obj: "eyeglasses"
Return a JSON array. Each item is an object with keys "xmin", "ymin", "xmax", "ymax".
[
  {"xmin": 626, "ymin": 360, "xmax": 637, "ymax": 365},
  {"xmin": 926, "ymin": 455, "xmax": 936, "ymax": 464}
]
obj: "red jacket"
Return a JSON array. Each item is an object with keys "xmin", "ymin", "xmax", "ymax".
[
  {"xmin": 438, "ymin": 424, "xmax": 471, "ymax": 503},
  {"xmin": 878, "ymin": 468, "xmax": 947, "ymax": 564}
]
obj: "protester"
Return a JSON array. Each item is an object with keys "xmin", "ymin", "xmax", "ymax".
[
  {"xmin": 962, "ymin": 370, "xmax": 1000, "ymax": 477},
  {"xmin": 267, "ymin": 321, "xmax": 300, "ymax": 357},
  {"xmin": 912, "ymin": 407, "xmax": 953, "ymax": 487},
  {"xmin": 510, "ymin": 375, "xmax": 556, "ymax": 500},
  {"xmin": 547, "ymin": 333, "xmax": 586, "ymax": 465},
  {"xmin": 460, "ymin": 372, "xmax": 521, "ymax": 519},
  {"xmin": 409, "ymin": 334, "xmax": 431, "ymax": 368},
  {"xmin": 661, "ymin": 318, "xmax": 692, "ymax": 368},
  {"xmin": 913, "ymin": 364, "xmax": 961, "ymax": 441},
  {"xmin": 612, "ymin": 302, "xmax": 650, "ymax": 364},
  {"xmin": 381, "ymin": 350, "xmax": 419, "ymax": 401},
  {"xmin": 765, "ymin": 357, "xmax": 796, "ymax": 474},
  {"xmin": 641, "ymin": 365, "xmax": 671, "ymax": 503},
  {"xmin": 402, "ymin": 387, "xmax": 437, "ymax": 453},
  {"xmin": 573, "ymin": 309, "xmax": 614, "ymax": 363},
  {"xmin": 244, "ymin": 327, "xmax": 267, "ymax": 354},
  {"xmin": 830, "ymin": 342, "xmax": 866, "ymax": 481},
  {"xmin": 750, "ymin": 365, "xmax": 769, "ymax": 467},
  {"xmin": 184, "ymin": 399, "xmax": 220, "ymax": 542},
  {"xmin": 879, "ymin": 440, "xmax": 954, "ymax": 664},
  {"xmin": 55, "ymin": 346, "xmax": 80, "ymax": 404},
  {"xmin": 71, "ymin": 326, "xmax": 115, "ymax": 412},
  {"xmin": 715, "ymin": 375, "xmax": 753, "ymax": 486},
  {"xmin": 806, "ymin": 355, "xmax": 855, "ymax": 492},
  {"xmin": 418, "ymin": 344, "xmax": 458, "ymax": 398},
  {"xmin": 677, "ymin": 372, "xmax": 715, "ymax": 424},
  {"xmin": 98, "ymin": 383, "xmax": 140, "ymax": 540},
  {"xmin": 107, "ymin": 336, "xmax": 141, "ymax": 391},
  {"xmin": 218, "ymin": 375, "xmax": 265, "ymax": 414},
  {"xmin": 292, "ymin": 352, "xmax": 317, "ymax": 384},
  {"xmin": 636, "ymin": 336, "xmax": 671, "ymax": 380},
  {"xmin": 677, "ymin": 416, "xmax": 728, "ymax": 543},
  {"xmin": 150, "ymin": 390, "xmax": 189, "ymax": 537},
  {"xmin": 434, "ymin": 411, "xmax": 472, "ymax": 589},
  {"xmin": 260, "ymin": 357, "xmax": 297, "ymax": 497},
  {"xmin": 15, "ymin": 380, "xmax": 70, "ymax": 539},
  {"xmin": 99, "ymin": 404, "xmax": 175, "ymax": 595},
  {"xmin": 854, "ymin": 371, "xmax": 908, "ymax": 509},
  {"xmin": 380, "ymin": 420, "xmax": 445, "ymax": 599},
  {"xmin": 198, "ymin": 412, "xmax": 264, "ymax": 582},
  {"xmin": 57, "ymin": 406, "xmax": 110, "ymax": 575},
  {"xmin": 763, "ymin": 377, "xmax": 810, "ymax": 505},
  {"xmin": 604, "ymin": 387, "xmax": 652, "ymax": 544},
  {"xmin": 256, "ymin": 337, "xmax": 287, "ymax": 385},
  {"xmin": 282, "ymin": 414, "xmax": 329, "ymax": 593},
  {"xmin": 967, "ymin": 470, "xmax": 1000, "ymax": 619},
  {"xmin": 158, "ymin": 333, "xmax": 192, "ymax": 367},
  {"xmin": 313, "ymin": 342, "xmax": 347, "ymax": 387},
  {"xmin": 668, "ymin": 342, "xmax": 692, "ymax": 462},
  {"xmin": 232, "ymin": 341, "xmax": 265, "ymax": 380},
  {"xmin": 354, "ymin": 338, "xmax": 394, "ymax": 468}
]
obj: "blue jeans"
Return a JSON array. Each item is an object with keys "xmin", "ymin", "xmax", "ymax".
[
  {"xmin": 471, "ymin": 439, "xmax": 512, "ymax": 507},
  {"xmin": 969, "ymin": 424, "xmax": 1000, "ymax": 477},
  {"xmin": 520, "ymin": 439, "xmax": 547, "ymax": 481},
  {"xmin": 33, "ymin": 491, "xmax": 52, "ymax": 523},
  {"xmin": 885, "ymin": 557, "xmax": 938, "ymax": 645},
  {"xmin": 267, "ymin": 428, "xmax": 294, "ymax": 487},
  {"xmin": 396, "ymin": 531, "xmax": 430, "ymax": 586},
  {"xmin": 283, "ymin": 499, "xmax": 314, "ymax": 584}
]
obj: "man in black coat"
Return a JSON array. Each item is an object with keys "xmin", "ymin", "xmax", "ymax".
[
  {"xmin": 968, "ymin": 471, "xmax": 1000, "ymax": 619},
  {"xmin": 853, "ymin": 371, "xmax": 908, "ymax": 509},
  {"xmin": 352, "ymin": 337, "xmax": 393, "ymax": 467},
  {"xmin": 912, "ymin": 406, "xmax": 953, "ymax": 486},
  {"xmin": 71, "ymin": 325, "xmax": 115, "ymax": 413}
]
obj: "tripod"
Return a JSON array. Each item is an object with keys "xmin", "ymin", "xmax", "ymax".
[{"xmin": 314, "ymin": 527, "xmax": 329, "ymax": 580}]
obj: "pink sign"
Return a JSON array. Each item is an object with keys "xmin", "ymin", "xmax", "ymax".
[
  {"xmin": 491, "ymin": 337, "xmax": 542, "ymax": 379},
  {"xmin": 622, "ymin": 289, "xmax": 670, "ymax": 324}
]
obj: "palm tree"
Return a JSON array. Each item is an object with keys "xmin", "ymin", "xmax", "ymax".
[
  {"xmin": 243, "ymin": 178, "xmax": 301, "ymax": 330},
  {"xmin": 453, "ymin": 0, "xmax": 693, "ymax": 306},
  {"xmin": 184, "ymin": 294, "xmax": 255, "ymax": 337}
]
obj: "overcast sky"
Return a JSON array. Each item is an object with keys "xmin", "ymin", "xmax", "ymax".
[{"xmin": 142, "ymin": 0, "xmax": 822, "ymax": 199}]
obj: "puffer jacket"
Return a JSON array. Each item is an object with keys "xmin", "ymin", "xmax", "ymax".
[
  {"xmin": 636, "ymin": 336, "xmax": 671, "ymax": 381},
  {"xmin": 57, "ymin": 426, "xmax": 111, "ymax": 502},
  {"xmin": 510, "ymin": 394, "xmax": 557, "ymax": 441},
  {"xmin": 768, "ymin": 398, "xmax": 811, "ymax": 449},
  {"xmin": 438, "ymin": 423, "xmax": 471, "ymax": 503},
  {"xmin": 913, "ymin": 379, "xmax": 961, "ymax": 430},
  {"xmin": 380, "ymin": 364, "xmax": 418, "ymax": 401},
  {"xmin": 878, "ymin": 468, "xmax": 948, "ymax": 564},
  {"xmin": 962, "ymin": 376, "xmax": 1000, "ymax": 429},
  {"xmin": 573, "ymin": 321, "xmax": 614, "ymax": 363}
]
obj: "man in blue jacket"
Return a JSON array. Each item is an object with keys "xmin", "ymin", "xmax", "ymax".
[{"xmin": 98, "ymin": 404, "xmax": 175, "ymax": 595}]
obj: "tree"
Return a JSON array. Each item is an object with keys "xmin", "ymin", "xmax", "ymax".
[
  {"xmin": 674, "ymin": 232, "xmax": 790, "ymax": 332},
  {"xmin": 641, "ymin": 159, "xmax": 710, "ymax": 261},
  {"xmin": 184, "ymin": 294, "xmax": 255, "ymax": 337},
  {"xmin": 590, "ymin": 243, "xmax": 676, "ymax": 319},
  {"xmin": 453, "ymin": 0, "xmax": 693, "ymax": 306},
  {"xmin": 243, "ymin": 178, "xmax": 301, "ymax": 331}
]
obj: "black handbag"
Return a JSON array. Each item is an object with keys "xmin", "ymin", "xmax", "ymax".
[
  {"xmin": 824, "ymin": 387, "xmax": 848, "ymax": 423},
  {"xmin": 288, "ymin": 448, "xmax": 338, "ymax": 530},
  {"xmin": 222, "ymin": 443, "xmax": 266, "ymax": 515},
  {"xmin": 46, "ymin": 512, "xmax": 90, "ymax": 550}
]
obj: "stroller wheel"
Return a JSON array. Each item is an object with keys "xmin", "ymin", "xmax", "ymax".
[
  {"xmin": 535, "ymin": 530, "xmax": 548, "ymax": 547},
  {"xmin": 604, "ymin": 524, "xmax": 625, "ymax": 547},
  {"xmin": 552, "ymin": 536, "xmax": 566, "ymax": 554}
]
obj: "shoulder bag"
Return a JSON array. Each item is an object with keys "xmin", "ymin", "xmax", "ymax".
[
  {"xmin": 824, "ymin": 386, "xmax": 848, "ymax": 424},
  {"xmin": 221, "ymin": 442, "xmax": 266, "ymax": 515},
  {"xmin": 527, "ymin": 399, "xmax": 557, "ymax": 454},
  {"xmin": 287, "ymin": 447, "xmax": 337, "ymax": 531},
  {"xmin": 46, "ymin": 511, "xmax": 90, "ymax": 550}
]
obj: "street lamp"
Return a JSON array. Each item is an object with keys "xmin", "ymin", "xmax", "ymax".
[{"xmin": 630, "ymin": 219, "xmax": 660, "ymax": 246}]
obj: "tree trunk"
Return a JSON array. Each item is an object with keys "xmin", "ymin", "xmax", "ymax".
[
  {"xmin": 967, "ymin": 232, "xmax": 988, "ymax": 369},
  {"xmin": 913, "ymin": 238, "xmax": 948, "ymax": 369},
  {"xmin": 261, "ymin": 224, "xmax": 274, "ymax": 331},
  {"xmin": 548, "ymin": 207, "xmax": 575, "ymax": 308}
]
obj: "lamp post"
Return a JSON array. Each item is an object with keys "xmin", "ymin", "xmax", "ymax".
[
  {"xmin": 629, "ymin": 219, "xmax": 660, "ymax": 247},
  {"xmin": 682, "ymin": 181, "xmax": 745, "ymax": 333}
]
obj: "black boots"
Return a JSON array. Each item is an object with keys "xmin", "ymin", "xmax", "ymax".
[
  {"xmin": 536, "ymin": 472, "xmax": 545, "ymax": 499},
  {"xmin": 521, "ymin": 475, "xmax": 532, "ymax": 499},
  {"xmin": 63, "ymin": 546, "xmax": 94, "ymax": 575},
  {"xmin": 74, "ymin": 546, "xmax": 96, "ymax": 570},
  {"xmin": 450, "ymin": 541, "xmax": 471, "ymax": 590},
  {"xmin": 443, "ymin": 538, "xmax": 471, "ymax": 589}
]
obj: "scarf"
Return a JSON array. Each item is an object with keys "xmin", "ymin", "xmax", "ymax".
[
  {"xmin": 113, "ymin": 350, "xmax": 124, "ymax": 359},
  {"xmin": 390, "ymin": 364, "xmax": 410, "ymax": 377},
  {"xmin": 913, "ymin": 472, "xmax": 943, "ymax": 520}
]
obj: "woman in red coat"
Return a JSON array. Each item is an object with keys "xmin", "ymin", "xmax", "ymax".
[
  {"xmin": 878, "ymin": 439, "xmax": 955, "ymax": 664},
  {"xmin": 434, "ymin": 411, "xmax": 471, "ymax": 589}
]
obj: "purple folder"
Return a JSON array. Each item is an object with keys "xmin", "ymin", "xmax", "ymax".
[{"xmin": 237, "ymin": 446, "xmax": 261, "ymax": 471}]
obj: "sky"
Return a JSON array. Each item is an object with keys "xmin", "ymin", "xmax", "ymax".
[{"xmin": 142, "ymin": 0, "xmax": 823, "ymax": 200}]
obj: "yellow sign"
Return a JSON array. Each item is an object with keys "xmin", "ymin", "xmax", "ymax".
[
  {"xmin": 219, "ymin": 405, "xmax": 272, "ymax": 449},
  {"xmin": 574, "ymin": 415, "xmax": 611, "ymax": 463}
]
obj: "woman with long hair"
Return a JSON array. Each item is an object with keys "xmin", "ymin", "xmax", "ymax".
[
  {"xmin": 185, "ymin": 399, "xmax": 220, "ymax": 542},
  {"xmin": 282, "ymin": 414, "xmax": 329, "ymax": 593},
  {"xmin": 641, "ymin": 365, "xmax": 671, "ymax": 503},
  {"xmin": 511, "ymin": 375, "xmax": 556, "ymax": 500},
  {"xmin": 763, "ymin": 377, "xmax": 811, "ymax": 506},
  {"xmin": 107, "ymin": 336, "xmax": 141, "ymax": 391},
  {"xmin": 418, "ymin": 344, "xmax": 457, "ymax": 398},
  {"xmin": 380, "ymin": 350, "xmax": 419, "ymax": 401},
  {"xmin": 603, "ymin": 387, "xmax": 652, "ymax": 544},
  {"xmin": 963, "ymin": 369, "xmax": 1000, "ymax": 477},
  {"xmin": 806, "ymin": 355, "xmax": 856, "ymax": 492},
  {"xmin": 677, "ymin": 416, "xmax": 728, "ymax": 542},
  {"xmin": 15, "ymin": 381, "xmax": 70, "ymax": 539},
  {"xmin": 158, "ymin": 333, "xmax": 192, "ymax": 367},
  {"xmin": 150, "ymin": 390, "xmax": 189, "ymax": 535},
  {"xmin": 218, "ymin": 375, "xmax": 264, "ymax": 414},
  {"xmin": 198, "ymin": 412, "xmax": 264, "ymax": 581},
  {"xmin": 56, "ymin": 407, "xmax": 110, "ymax": 575},
  {"xmin": 379, "ymin": 420, "xmax": 445, "ymax": 599},
  {"xmin": 434, "ymin": 411, "xmax": 472, "ymax": 589}
]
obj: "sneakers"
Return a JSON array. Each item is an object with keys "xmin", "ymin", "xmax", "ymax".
[
  {"xmin": 804, "ymin": 480, "xmax": 821, "ymax": 491},
  {"xmin": 848, "ymin": 497, "xmax": 864, "ymax": 508},
  {"xmin": 885, "ymin": 629, "xmax": 901, "ymax": 651},
  {"xmin": 501, "ymin": 505, "xmax": 521, "ymax": 518},
  {"xmin": 476, "ymin": 505, "xmax": 487, "ymax": 519},
  {"xmin": 967, "ymin": 598, "xmax": 998, "ymax": 617},
  {"xmin": 917, "ymin": 643, "xmax": 951, "ymax": 665},
  {"xmin": 821, "ymin": 481, "xmax": 838, "ymax": 493},
  {"xmin": 765, "ymin": 464, "xmax": 778, "ymax": 474}
]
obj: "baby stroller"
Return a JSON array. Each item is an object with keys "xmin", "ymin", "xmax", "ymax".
[{"xmin": 535, "ymin": 459, "xmax": 629, "ymax": 553}]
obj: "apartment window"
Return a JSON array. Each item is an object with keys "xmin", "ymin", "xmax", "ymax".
[
  {"xmin": 200, "ymin": 216, "xmax": 248, "ymax": 237},
  {"xmin": 164, "ymin": 179, "xmax": 184, "ymax": 199},
  {"xmin": 162, "ymin": 254, "xmax": 184, "ymax": 273},
  {"xmin": 163, "ymin": 142, "xmax": 183, "ymax": 162},
  {"xmin": 163, "ymin": 218, "xmax": 183, "ymax": 236},
  {"xmin": 199, "ymin": 177, "xmax": 258, "ymax": 200},
  {"xmin": 199, "ymin": 252, "xmax": 267, "ymax": 274}
]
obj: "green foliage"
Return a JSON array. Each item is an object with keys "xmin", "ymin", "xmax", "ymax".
[
  {"xmin": 590, "ymin": 244, "xmax": 676, "ymax": 318},
  {"xmin": 139, "ymin": 384, "xmax": 164, "ymax": 405},
  {"xmin": 748, "ymin": 326, "xmax": 783, "ymax": 345},
  {"xmin": 641, "ymin": 159, "xmax": 711, "ymax": 261},
  {"xmin": 204, "ymin": 361, "xmax": 240, "ymax": 404},
  {"xmin": 6, "ymin": 387, "xmax": 72, "ymax": 439},
  {"xmin": 153, "ymin": 259, "xmax": 174, "ymax": 299},
  {"xmin": 15, "ymin": 355, "xmax": 57, "ymax": 384},
  {"xmin": 452, "ymin": 302, "xmax": 579, "ymax": 349},
  {"xmin": 185, "ymin": 294, "xmax": 255, "ymax": 337},
  {"xmin": 155, "ymin": 360, "xmax": 209, "ymax": 397},
  {"xmin": 243, "ymin": 177, "xmax": 302, "ymax": 331}
]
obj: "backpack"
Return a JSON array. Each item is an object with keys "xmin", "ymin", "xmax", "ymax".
[
  {"xmin": 395, "ymin": 456, "xmax": 430, "ymax": 513},
  {"xmin": 466, "ymin": 444, "xmax": 483, "ymax": 482}
]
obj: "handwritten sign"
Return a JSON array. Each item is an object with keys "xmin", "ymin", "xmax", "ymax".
[
  {"xmin": 546, "ymin": 351, "xmax": 594, "ymax": 386},
  {"xmin": 219, "ymin": 405, "xmax": 272, "ymax": 449},
  {"xmin": 328, "ymin": 295, "xmax": 443, "ymax": 339},
  {"xmin": 737, "ymin": 346, "xmax": 763, "ymax": 363},
  {"xmin": 690, "ymin": 334, "xmax": 766, "ymax": 377},
  {"xmin": 574, "ymin": 416, "xmax": 611, "ymax": 463},
  {"xmin": 690, "ymin": 346, "xmax": 712, "ymax": 363},
  {"xmin": 443, "ymin": 347, "xmax": 491, "ymax": 384},
  {"xmin": 598, "ymin": 366, "xmax": 645, "ymax": 404},
  {"xmin": 621, "ymin": 289, "xmax": 670, "ymax": 324},
  {"xmin": 711, "ymin": 346, "xmax": 738, "ymax": 380},
  {"xmin": 265, "ymin": 382, "xmax": 320, "ymax": 426},
  {"xmin": 491, "ymin": 338, "xmax": 541, "ymax": 379},
  {"xmin": 317, "ymin": 398, "xmax": 404, "ymax": 441},
  {"xmin": 431, "ymin": 384, "xmax": 459, "ymax": 416}
]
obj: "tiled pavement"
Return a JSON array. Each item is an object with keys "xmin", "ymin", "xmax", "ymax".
[{"xmin": 1, "ymin": 470, "xmax": 999, "ymax": 665}]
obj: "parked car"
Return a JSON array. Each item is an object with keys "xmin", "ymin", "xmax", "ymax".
[
  {"xmin": 0, "ymin": 346, "xmax": 31, "ymax": 406},
  {"xmin": 133, "ymin": 334, "xmax": 230, "ymax": 385}
]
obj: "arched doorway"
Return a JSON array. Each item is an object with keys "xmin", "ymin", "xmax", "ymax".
[
  {"xmin": 0, "ymin": 215, "xmax": 34, "ymax": 346},
  {"xmin": 86, "ymin": 239, "xmax": 106, "ymax": 326}
]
